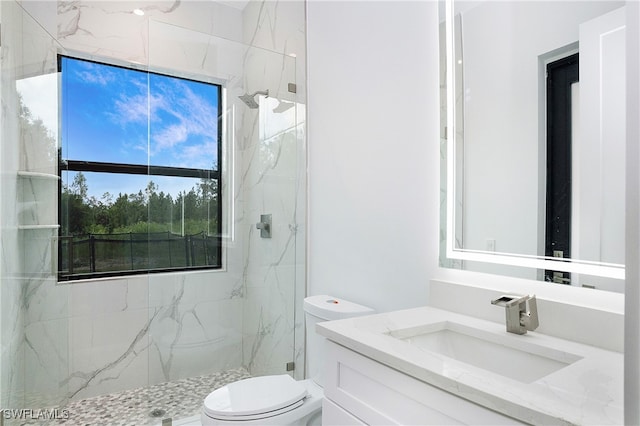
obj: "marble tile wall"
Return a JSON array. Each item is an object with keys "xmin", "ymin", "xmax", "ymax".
[
  {"xmin": 1, "ymin": 2, "xmax": 23, "ymax": 409},
  {"xmin": 1, "ymin": 0, "xmax": 67, "ymax": 410},
  {"xmin": 1, "ymin": 0, "xmax": 306, "ymax": 409}
]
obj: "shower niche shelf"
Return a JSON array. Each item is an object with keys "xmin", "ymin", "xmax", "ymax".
[
  {"xmin": 17, "ymin": 171, "xmax": 59, "ymax": 230},
  {"xmin": 18, "ymin": 224, "xmax": 60, "ymax": 230},
  {"xmin": 17, "ymin": 171, "xmax": 60, "ymax": 180}
]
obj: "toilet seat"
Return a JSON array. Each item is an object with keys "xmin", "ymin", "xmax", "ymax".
[{"xmin": 203, "ymin": 375, "xmax": 308, "ymax": 421}]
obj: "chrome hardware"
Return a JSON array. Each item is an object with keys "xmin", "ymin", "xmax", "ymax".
[
  {"xmin": 256, "ymin": 214, "xmax": 272, "ymax": 238},
  {"xmin": 491, "ymin": 294, "xmax": 539, "ymax": 335}
]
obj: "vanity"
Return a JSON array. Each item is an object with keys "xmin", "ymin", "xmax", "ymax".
[{"xmin": 317, "ymin": 305, "xmax": 622, "ymax": 425}]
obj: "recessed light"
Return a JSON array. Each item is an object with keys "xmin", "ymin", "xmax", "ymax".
[{"xmin": 133, "ymin": 8, "xmax": 145, "ymax": 16}]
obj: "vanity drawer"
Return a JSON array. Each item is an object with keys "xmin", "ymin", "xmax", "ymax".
[{"xmin": 323, "ymin": 341, "xmax": 525, "ymax": 425}]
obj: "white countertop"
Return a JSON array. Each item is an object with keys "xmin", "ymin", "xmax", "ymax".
[{"xmin": 317, "ymin": 306, "xmax": 623, "ymax": 425}]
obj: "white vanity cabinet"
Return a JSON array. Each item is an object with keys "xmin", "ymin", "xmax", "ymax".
[
  {"xmin": 322, "ymin": 341, "xmax": 525, "ymax": 425},
  {"xmin": 318, "ymin": 307, "xmax": 623, "ymax": 425}
]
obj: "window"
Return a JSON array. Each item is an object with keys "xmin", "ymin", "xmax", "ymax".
[{"xmin": 58, "ymin": 56, "xmax": 222, "ymax": 280}]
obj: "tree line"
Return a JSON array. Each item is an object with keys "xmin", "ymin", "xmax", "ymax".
[{"xmin": 61, "ymin": 172, "xmax": 219, "ymax": 237}]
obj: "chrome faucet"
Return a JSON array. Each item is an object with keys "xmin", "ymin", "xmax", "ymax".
[{"xmin": 491, "ymin": 294, "xmax": 539, "ymax": 335}]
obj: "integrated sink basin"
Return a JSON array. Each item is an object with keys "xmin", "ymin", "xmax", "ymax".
[{"xmin": 387, "ymin": 321, "xmax": 582, "ymax": 383}]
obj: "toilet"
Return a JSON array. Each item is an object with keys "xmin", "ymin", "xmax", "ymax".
[{"xmin": 201, "ymin": 295, "xmax": 374, "ymax": 425}]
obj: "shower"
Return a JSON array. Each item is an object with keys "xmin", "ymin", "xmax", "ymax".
[
  {"xmin": 1, "ymin": 2, "xmax": 304, "ymax": 424},
  {"xmin": 238, "ymin": 89, "xmax": 269, "ymax": 108}
]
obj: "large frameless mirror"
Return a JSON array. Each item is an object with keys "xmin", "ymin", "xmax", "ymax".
[{"xmin": 441, "ymin": 0, "xmax": 626, "ymax": 292}]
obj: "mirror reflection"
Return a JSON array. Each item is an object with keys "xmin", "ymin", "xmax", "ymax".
[{"xmin": 442, "ymin": 1, "xmax": 626, "ymax": 292}]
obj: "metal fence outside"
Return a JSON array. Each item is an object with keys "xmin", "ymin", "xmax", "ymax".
[{"xmin": 60, "ymin": 231, "xmax": 221, "ymax": 276}]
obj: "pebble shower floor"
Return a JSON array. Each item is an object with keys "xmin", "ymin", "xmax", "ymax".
[{"xmin": 18, "ymin": 368, "xmax": 250, "ymax": 426}]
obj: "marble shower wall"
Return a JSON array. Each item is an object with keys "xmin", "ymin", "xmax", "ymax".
[
  {"xmin": 1, "ymin": 2, "xmax": 27, "ymax": 409},
  {"xmin": 1, "ymin": 1, "xmax": 69, "ymax": 409},
  {"xmin": 145, "ymin": 19, "xmax": 300, "ymax": 384},
  {"xmin": 1, "ymin": 0, "xmax": 306, "ymax": 407}
]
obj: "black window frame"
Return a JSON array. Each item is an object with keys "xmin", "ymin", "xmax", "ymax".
[{"xmin": 57, "ymin": 54, "xmax": 223, "ymax": 281}]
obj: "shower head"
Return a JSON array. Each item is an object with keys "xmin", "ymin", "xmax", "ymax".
[
  {"xmin": 238, "ymin": 89, "xmax": 269, "ymax": 109},
  {"xmin": 272, "ymin": 100, "xmax": 295, "ymax": 114}
]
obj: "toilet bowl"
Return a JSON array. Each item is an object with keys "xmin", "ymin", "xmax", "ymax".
[{"xmin": 201, "ymin": 295, "xmax": 374, "ymax": 425}]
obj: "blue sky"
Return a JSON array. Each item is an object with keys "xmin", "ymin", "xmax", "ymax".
[{"xmin": 61, "ymin": 57, "xmax": 220, "ymax": 199}]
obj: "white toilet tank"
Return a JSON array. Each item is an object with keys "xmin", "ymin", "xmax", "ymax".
[{"xmin": 303, "ymin": 295, "xmax": 374, "ymax": 387}]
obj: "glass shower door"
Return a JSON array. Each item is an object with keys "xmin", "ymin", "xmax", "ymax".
[{"xmin": 143, "ymin": 20, "xmax": 302, "ymax": 421}]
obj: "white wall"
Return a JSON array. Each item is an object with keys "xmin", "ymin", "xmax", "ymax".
[{"xmin": 306, "ymin": 0, "xmax": 440, "ymax": 313}]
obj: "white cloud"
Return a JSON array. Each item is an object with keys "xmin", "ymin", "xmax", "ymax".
[
  {"xmin": 112, "ymin": 93, "xmax": 149, "ymax": 125},
  {"xmin": 147, "ymin": 80, "xmax": 219, "ymax": 162},
  {"xmin": 177, "ymin": 140, "xmax": 218, "ymax": 170},
  {"xmin": 74, "ymin": 61, "xmax": 116, "ymax": 86},
  {"xmin": 154, "ymin": 123, "xmax": 188, "ymax": 149}
]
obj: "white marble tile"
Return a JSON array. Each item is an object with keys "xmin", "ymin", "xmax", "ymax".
[
  {"xmin": 150, "ymin": 272, "xmax": 242, "ymax": 383},
  {"xmin": 148, "ymin": 298, "xmax": 243, "ymax": 384},
  {"xmin": 17, "ymin": 177, "xmax": 58, "ymax": 227},
  {"xmin": 125, "ymin": 275, "xmax": 150, "ymax": 310},
  {"xmin": 24, "ymin": 319, "xmax": 69, "ymax": 408},
  {"xmin": 21, "ymin": 229, "xmax": 57, "ymax": 280},
  {"xmin": 242, "ymin": 279, "xmax": 296, "ymax": 376},
  {"xmin": 242, "ymin": 0, "xmax": 307, "ymax": 102},
  {"xmin": 147, "ymin": 270, "xmax": 238, "ymax": 309},
  {"xmin": 179, "ymin": 271, "xmax": 238, "ymax": 303},
  {"xmin": 58, "ymin": 1, "xmax": 243, "ymax": 72},
  {"xmin": 1, "ymin": 1, "xmax": 28, "ymax": 409},
  {"xmin": 24, "ymin": 275, "xmax": 69, "ymax": 324},
  {"xmin": 149, "ymin": 19, "xmax": 245, "ymax": 85},
  {"xmin": 67, "ymin": 308, "xmax": 151, "ymax": 400},
  {"xmin": 58, "ymin": 2, "xmax": 152, "ymax": 64},
  {"xmin": 1, "ymin": 279, "xmax": 27, "ymax": 409},
  {"xmin": 69, "ymin": 276, "xmax": 147, "ymax": 318}
]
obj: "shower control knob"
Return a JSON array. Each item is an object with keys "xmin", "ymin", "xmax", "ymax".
[{"xmin": 256, "ymin": 214, "xmax": 272, "ymax": 238}]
